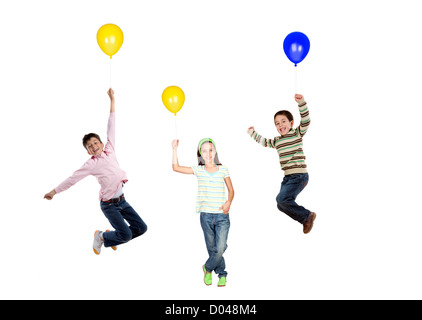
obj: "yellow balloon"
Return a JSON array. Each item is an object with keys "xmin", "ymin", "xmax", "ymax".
[
  {"xmin": 162, "ymin": 86, "xmax": 185, "ymax": 116},
  {"xmin": 96, "ymin": 24, "xmax": 124, "ymax": 59}
]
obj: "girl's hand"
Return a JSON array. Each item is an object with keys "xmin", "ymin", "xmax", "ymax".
[
  {"xmin": 44, "ymin": 189, "xmax": 56, "ymax": 200},
  {"xmin": 294, "ymin": 94, "xmax": 304, "ymax": 102},
  {"xmin": 247, "ymin": 126, "xmax": 254, "ymax": 133},
  {"xmin": 171, "ymin": 139, "xmax": 179, "ymax": 149},
  {"xmin": 219, "ymin": 201, "xmax": 231, "ymax": 214}
]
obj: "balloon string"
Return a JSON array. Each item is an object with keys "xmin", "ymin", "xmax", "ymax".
[
  {"xmin": 174, "ymin": 115, "xmax": 178, "ymax": 139},
  {"xmin": 295, "ymin": 66, "xmax": 298, "ymax": 94},
  {"xmin": 110, "ymin": 58, "xmax": 112, "ymax": 89}
]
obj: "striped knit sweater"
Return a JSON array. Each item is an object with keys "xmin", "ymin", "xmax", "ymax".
[{"xmin": 248, "ymin": 99, "xmax": 310, "ymax": 175}]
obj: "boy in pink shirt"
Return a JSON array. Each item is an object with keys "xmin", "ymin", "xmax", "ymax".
[{"xmin": 44, "ymin": 88, "xmax": 147, "ymax": 255}]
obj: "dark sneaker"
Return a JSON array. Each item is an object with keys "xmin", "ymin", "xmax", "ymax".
[{"xmin": 303, "ymin": 212, "xmax": 316, "ymax": 234}]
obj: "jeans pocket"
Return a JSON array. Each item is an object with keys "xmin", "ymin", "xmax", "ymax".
[{"xmin": 219, "ymin": 213, "xmax": 230, "ymax": 226}]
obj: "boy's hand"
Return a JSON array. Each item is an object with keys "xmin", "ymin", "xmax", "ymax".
[
  {"xmin": 44, "ymin": 189, "xmax": 56, "ymax": 200},
  {"xmin": 247, "ymin": 126, "xmax": 255, "ymax": 133},
  {"xmin": 108, "ymin": 88, "xmax": 115, "ymax": 113},
  {"xmin": 172, "ymin": 139, "xmax": 179, "ymax": 149},
  {"xmin": 295, "ymin": 94, "xmax": 304, "ymax": 102},
  {"xmin": 107, "ymin": 88, "xmax": 115, "ymax": 101}
]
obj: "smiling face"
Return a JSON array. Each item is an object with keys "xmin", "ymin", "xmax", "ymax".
[
  {"xmin": 274, "ymin": 114, "xmax": 294, "ymax": 136},
  {"xmin": 85, "ymin": 137, "xmax": 104, "ymax": 156},
  {"xmin": 200, "ymin": 142, "xmax": 216, "ymax": 164}
]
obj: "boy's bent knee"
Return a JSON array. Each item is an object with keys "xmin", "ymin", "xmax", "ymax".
[
  {"xmin": 276, "ymin": 194, "xmax": 286, "ymax": 204},
  {"xmin": 277, "ymin": 201, "xmax": 288, "ymax": 213},
  {"xmin": 130, "ymin": 223, "xmax": 148, "ymax": 240},
  {"xmin": 117, "ymin": 229, "xmax": 132, "ymax": 242},
  {"xmin": 136, "ymin": 223, "xmax": 148, "ymax": 236},
  {"xmin": 140, "ymin": 223, "xmax": 147, "ymax": 235}
]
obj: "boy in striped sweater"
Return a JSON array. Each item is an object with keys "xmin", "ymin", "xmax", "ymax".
[{"xmin": 247, "ymin": 94, "xmax": 316, "ymax": 234}]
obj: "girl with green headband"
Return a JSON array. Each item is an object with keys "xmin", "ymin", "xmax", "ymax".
[{"xmin": 171, "ymin": 138, "xmax": 234, "ymax": 287}]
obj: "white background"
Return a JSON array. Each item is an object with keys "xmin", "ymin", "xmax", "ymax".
[{"xmin": 1, "ymin": 0, "xmax": 421, "ymax": 299}]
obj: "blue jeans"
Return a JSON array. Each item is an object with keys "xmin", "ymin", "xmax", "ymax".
[
  {"xmin": 276, "ymin": 173, "xmax": 310, "ymax": 224},
  {"xmin": 100, "ymin": 196, "xmax": 147, "ymax": 248},
  {"xmin": 200, "ymin": 212, "xmax": 230, "ymax": 278}
]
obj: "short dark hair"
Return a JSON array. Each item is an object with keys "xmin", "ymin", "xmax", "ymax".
[
  {"xmin": 274, "ymin": 110, "xmax": 294, "ymax": 122},
  {"xmin": 197, "ymin": 141, "xmax": 222, "ymax": 166},
  {"xmin": 82, "ymin": 133, "xmax": 102, "ymax": 150}
]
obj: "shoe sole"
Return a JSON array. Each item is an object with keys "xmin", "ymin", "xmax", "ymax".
[{"xmin": 93, "ymin": 230, "xmax": 101, "ymax": 255}]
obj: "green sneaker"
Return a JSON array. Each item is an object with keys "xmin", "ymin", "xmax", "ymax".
[
  {"xmin": 203, "ymin": 265, "xmax": 212, "ymax": 286},
  {"xmin": 217, "ymin": 277, "xmax": 227, "ymax": 287}
]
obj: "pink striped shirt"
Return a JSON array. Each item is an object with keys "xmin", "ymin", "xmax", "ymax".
[{"xmin": 55, "ymin": 112, "xmax": 128, "ymax": 201}]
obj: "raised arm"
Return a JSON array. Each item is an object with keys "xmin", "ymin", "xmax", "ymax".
[
  {"xmin": 295, "ymin": 94, "xmax": 310, "ymax": 137},
  {"xmin": 246, "ymin": 126, "xmax": 277, "ymax": 149},
  {"xmin": 172, "ymin": 139, "xmax": 194, "ymax": 174},
  {"xmin": 105, "ymin": 88, "xmax": 116, "ymax": 150}
]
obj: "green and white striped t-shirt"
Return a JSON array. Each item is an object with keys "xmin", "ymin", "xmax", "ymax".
[
  {"xmin": 248, "ymin": 99, "xmax": 310, "ymax": 175},
  {"xmin": 191, "ymin": 165, "xmax": 230, "ymax": 214}
]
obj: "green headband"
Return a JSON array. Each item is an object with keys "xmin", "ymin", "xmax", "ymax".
[{"xmin": 198, "ymin": 138, "xmax": 217, "ymax": 156}]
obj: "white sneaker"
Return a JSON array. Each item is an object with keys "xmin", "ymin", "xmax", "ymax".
[{"xmin": 93, "ymin": 230, "xmax": 104, "ymax": 255}]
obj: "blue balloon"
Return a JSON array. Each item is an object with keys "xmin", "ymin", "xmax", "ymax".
[{"xmin": 283, "ymin": 32, "xmax": 310, "ymax": 67}]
